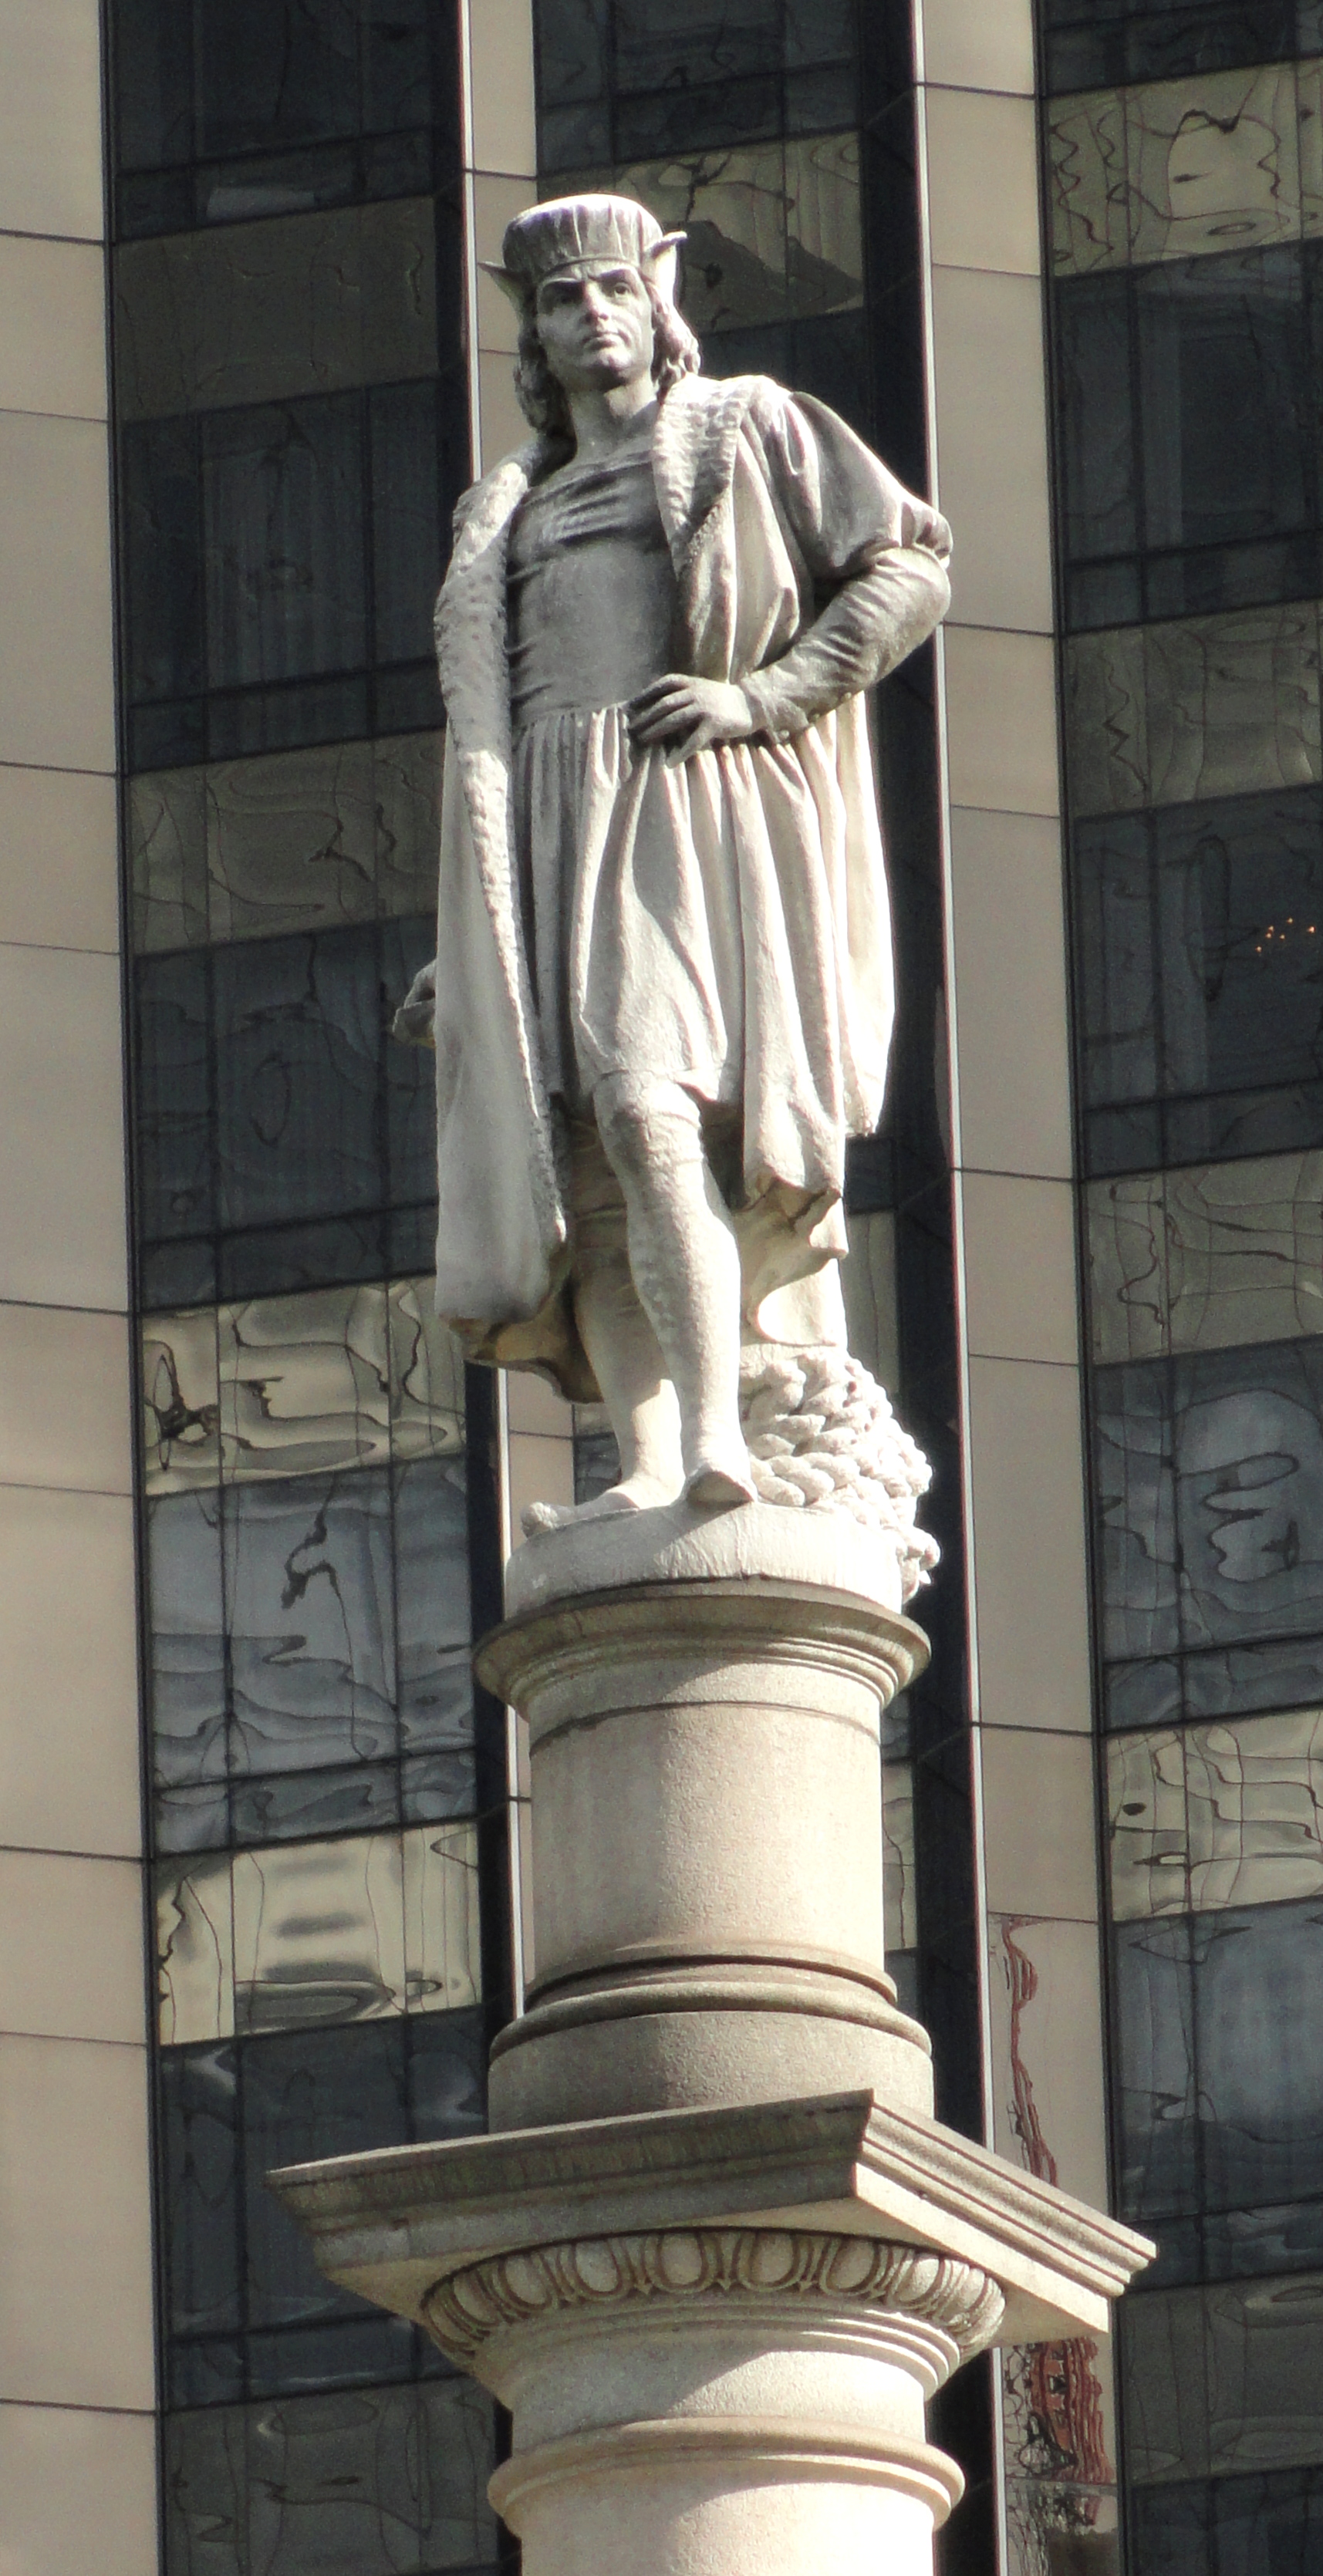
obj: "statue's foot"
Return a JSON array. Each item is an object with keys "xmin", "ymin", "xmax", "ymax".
[
  {"xmin": 520, "ymin": 1471, "xmax": 677, "ymax": 1538},
  {"xmin": 683, "ymin": 1443, "xmax": 757, "ymax": 1512}
]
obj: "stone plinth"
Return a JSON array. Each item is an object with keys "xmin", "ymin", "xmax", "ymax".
[
  {"xmin": 481, "ymin": 1509, "xmax": 931, "ymax": 2131},
  {"xmin": 270, "ymin": 1508, "xmax": 1152, "ymax": 2574}
]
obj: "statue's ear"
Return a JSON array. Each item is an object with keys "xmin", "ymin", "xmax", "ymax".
[
  {"xmin": 479, "ymin": 261, "xmax": 528, "ymax": 314},
  {"xmin": 642, "ymin": 231, "xmax": 687, "ymax": 305}
]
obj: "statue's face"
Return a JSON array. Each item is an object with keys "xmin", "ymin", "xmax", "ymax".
[{"xmin": 533, "ymin": 261, "xmax": 655, "ymax": 396}]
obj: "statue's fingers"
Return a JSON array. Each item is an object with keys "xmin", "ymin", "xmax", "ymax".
[
  {"xmin": 626, "ymin": 673, "xmax": 688, "ymax": 710},
  {"xmin": 629, "ymin": 682, "xmax": 695, "ymax": 720},
  {"xmin": 629, "ymin": 700, "xmax": 697, "ymax": 744}
]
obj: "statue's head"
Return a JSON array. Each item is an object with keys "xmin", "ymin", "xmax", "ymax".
[{"xmin": 486, "ymin": 193, "xmax": 702, "ymax": 442}]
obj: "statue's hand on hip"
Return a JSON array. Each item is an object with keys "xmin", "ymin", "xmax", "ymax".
[
  {"xmin": 393, "ymin": 959, "xmax": 437, "ymax": 1049},
  {"xmin": 627, "ymin": 675, "xmax": 756, "ymax": 759}
]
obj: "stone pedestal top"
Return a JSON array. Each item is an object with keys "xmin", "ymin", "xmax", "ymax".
[
  {"xmin": 501, "ymin": 1495, "xmax": 916, "ymax": 1621},
  {"xmin": 270, "ymin": 2086, "xmax": 1153, "ymax": 2348}
]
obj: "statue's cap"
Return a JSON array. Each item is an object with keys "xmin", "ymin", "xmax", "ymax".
[{"xmin": 484, "ymin": 194, "xmax": 684, "ymax": 306}]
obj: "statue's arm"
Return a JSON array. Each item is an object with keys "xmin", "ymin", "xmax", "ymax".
[{"xmin": 739, "ymin": 390, "xmax": 952, "ymax": 741}]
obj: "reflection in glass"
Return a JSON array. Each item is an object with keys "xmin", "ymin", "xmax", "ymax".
[
  {"xmin": 1051, "ymin": 62, "xmax": 1306, "ymax": 279},
  {"xmin": 163, "ymin": 2373, "xmax": 497, "ymax": 2572},
  {"xmin": 1130, "ymin": 2463, "xmax": 1323, "ymax": 2576},
  {"xmin": 1074, "ymin": 784, "xmax": 1323, "ymax": 1175},
  {"xmin": 1088, "ymin": 1152, "xmax": 1323, "ymax": 1365},
  {"xmin": 159, "ymin": 2011, "xmax": 487, "ymax": 2408},
  {"xmin": 1096, "ymin": 1334, "xmax": 1323, "ymax": 1668},
  {"xmin": 1122, "ymin": 2271, "xmax": 1323, "ymax": 2482},
  {"xmin": 1066, "ymin": 603, "xmax": 1322, "ymax": 821},
  {"xmin": 1108, "ymin": 1705, "xmax": 1323, "ymax": 1920},
  {"xmin": 157, "ymin": 1823, "xmax": 481, "ymax": 2044},
  {"xmin": 214, "ymin": 929, "xmax": 382, "ymax": 1232},
  {"xmin": 1041, "ymin": 3, "xmax": 1301, "ymax": 101},
  {"xmin": 883, "ymin": 1759, "xmax": 916, "ymax": 1954},
  {"xmin": 132, "ymin": 731, "xmax": 440, "ymax": 954},
  {"xmin": 150, "ymin": 1489, "xmax": 227, "ymax": 1788},
  {"xmin": 204, "ymin": 396, "xmax": 368, "ymax": 690},
  {"xmin": 143, "ymin": 1309, "xmax": 222, "ymax": 1490},
  {"xmin": 221, "ymin": 1286, "xmax": 393, "ymax": 1481},
  {"xmin": 1115, "ymin": 1897, "xmax": 1323, "ymax": 2230},
  {"xmin": 115, "ymin": 199, "xmax": 438, "ymax": 421}
]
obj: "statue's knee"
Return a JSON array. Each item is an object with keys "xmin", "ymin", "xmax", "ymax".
[{"xmin": 594, "ymin": 1077, "xmax": 698, "ymax": 1179}]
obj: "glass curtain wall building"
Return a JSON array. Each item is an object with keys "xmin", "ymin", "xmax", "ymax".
[
  {"xmin": 1042, "ymin": 4, "xmax": 1323, "ymax": 2566},
  {"xmin": 2, "ymin": 2, "xmax": 1322, "ymax": 2574}
]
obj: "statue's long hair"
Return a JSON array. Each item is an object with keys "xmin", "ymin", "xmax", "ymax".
[{"xmin": 513, "ymin": 278, "xmax": 701, "ymax": 451}]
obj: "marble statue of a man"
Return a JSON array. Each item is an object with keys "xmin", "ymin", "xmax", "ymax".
[{"xmin": 399, "ymin": 193, "xmax": 951, "ymax": 1529}]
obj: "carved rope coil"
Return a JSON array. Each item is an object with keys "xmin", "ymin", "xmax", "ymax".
[
  {"xmin": 424, "ymin": 2227, "xmax": 1004, "ymax": 2364},
  {"xmin": 739, "ymin": 1346, "xmax": 941, "ymax": 1599}
]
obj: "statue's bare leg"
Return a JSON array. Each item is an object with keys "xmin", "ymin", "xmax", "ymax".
[
  {"xmin": 572, "ymin": 1244, "xmax": 684, "ymax": 1512},
  {"xmin": 592, "ymin": 1074, "xmax": 754, "ymax": 1509}
]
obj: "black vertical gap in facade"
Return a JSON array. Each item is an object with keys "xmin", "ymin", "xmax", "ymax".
[{"xmin": 862, "ymin": 14, "xmax": 994, "ymax": 2566}]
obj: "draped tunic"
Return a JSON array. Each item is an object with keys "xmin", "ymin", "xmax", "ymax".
[{"xmin": 428, "ymin": 371, "xmax": 952, "ymax": 1399}]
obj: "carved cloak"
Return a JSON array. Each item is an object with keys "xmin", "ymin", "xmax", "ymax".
[{"xmin": 428, "ymin": 371, "xmax": 950, "ymax": 1397}]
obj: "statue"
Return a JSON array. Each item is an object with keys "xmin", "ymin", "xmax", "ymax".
[{"xmin": 398, "ymin": 194, "xmax": 951, "ymax": 1546}]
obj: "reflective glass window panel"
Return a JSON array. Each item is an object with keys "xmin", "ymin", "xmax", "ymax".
[
  {"xmin": 212, "ymin": 928, "xmax": 383, "ymax": 1234},
  {"xmin": 383, "ymin": 917, "xmax": 440, "ymax": 1215},
  {"xmin": 149, "ymin": 1489, "xmax": 228, "ymax": 1789},
  {"xmin": 1065, "ymin": 605, "xmax": 1323, "ymax": 823},
  {"xmin": 121, "ymin": 414, "xmax": 204, "ymax": 713},
  {"xmin": 198, "ymin": 0, "xmax": 363, "ymax": 159},
  {"xmin": 1122, "ymin": 2271, "xmax": 1323, "ymax": 2483},
  {"xmin": 1051, "ymin": 63, "xmax": 1308, "ymax": 282},
  {"xmin": 1130, "ymin": 2465, "xmax": 1323, "ymax": 2576},
  {"xmin": 220, "ymin": 1284, "xmax": 392, "ymax": 1482},
  {"xmin": 369, "ymin": 381, "xmax": 446, "ymax": 666},
  {"xmin": 1041, "ymin": 4, "xmax": 1300, "ymax": 98},
  {"xmin": 386, "ymin": 1280, "xmax": 464, "ymax": 1463},
  {"xmin": 223, "ymin": 1470, "xmax": 396, "ymax": 1779},
  {"xmin": 393, "ymin": 1457, "xmax": 475, "ymax": 1752},
  {"xmin": 1104, "ymin": 1631, "xmax": 1323, "ymax": 1733},
  {"xmin": 1054, "ymin": 271, "xmax": 1139, "ymax": 563},
  {"xmin": 1087, "ymin": 1152, "xmax": 1323, "ymax": 1367},
  {"xmin": 1108, "ymin": 1707, "xmax": 1323, "ymax": 1920},
  {"xmin": 115, "ymin": 201, "xmax": 438, "ymax": 423},
  {"xmin": 883, "ymin": 1759, "xmax": 916, "ymax": 1954},
  {"xmin": 159, "ymin": 2041, "xmax": 241, "ymax": 2343},
  {"xmin": 130, "ymin": 732, "xmax": 440, "ymax": 953},
  {"xmin": 1154, "ymin": 792, "xmax": 1323, "ymax": 1105},
  {"xmin": 130, "ymin": 764, "xmax": 209, "ymax": 952},
  {"xmin": 586, "ymin": 133, "xmax": 862, "ymax": 341},
  {"xmin": 230, "ymin": 1760, "xmax": 401, "ymax": 1846},
  {"xmin": 201, "ymin": 397, "xmax": 368, "ymax": 693},
  {"xmin": 1135, "ymin": 246, "xmax": 1316, "ymax": 558},
  {"xmin": 163, "ymin": 2374, "xmax": 497, "ymax": 2574},
  {"xmin": 134, "ymin": 950, "xmax": 215, "ymax": 1249},
  {"xmin": 143, "ymin": 1307, "xmax": 222, "ymax": 1492},
  {"xmin": 1114, "ymin": 1897, "xmax": 1323, "ymax": 2227},
  {"xmin": 1096, "ymin": 1337, "xmax": 1323, "ymax": 1666},
  {"xmin": 156, "ymin": 1824, "xmax": 481, "ymax": 2043},
  {"xmin": 238, "ymin": 2018, "xmax": 413, "ymax": 2332},
  {"xmin": 534, "ymin": 0, "xmax": 609, "ymax": 111}
]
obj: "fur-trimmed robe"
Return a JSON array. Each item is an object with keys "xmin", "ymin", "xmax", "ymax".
[{"xmin": 428, "ymin": 370, "xmax": 951, "ymax": 1399}]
